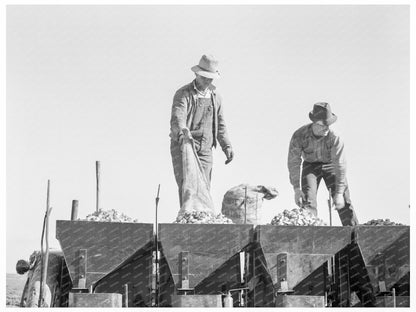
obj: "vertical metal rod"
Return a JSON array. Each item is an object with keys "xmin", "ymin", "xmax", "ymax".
[
  {"xmin": 43, "ymin": 207, "xmax": 51, "ymax": 297},
  {"xmin": 39, "ymin": 180, "xmax": 51, "ymax": 307},
  {"xmin": 392, "ymin": 288, "xmax": 396, "ymax": 307},
  {"xmin": 346, "ymin": 253, "xmax": 351, "ymax": 307},
  {"xmin": 255, "ymin": 192, "xmax": 258, "ymax": 224},
  {"xmin": 244, "ymin": 186, "xmax": 247, "ymax": 224},
  {"xmin": 155, "ymin": 184, "xmax": 160, "ymax": 307},
  {"xmin": 338, "ymin": 255, "xmax": 342, "ymax": 306},
  {"xmin": 328, "ymin": 188, "xmax": 332, "ymax": 226},
  {"xmin": 96, "ymin": 161, "xmax": 101, "ymax": 212},
  {"xmin": 124, "ymin": 283, "xmax": 129, "ymax": 307},
  {"xmin": 71, "ymin": 200, "xmax": 79, "ymax": 221},
  {"xmin": 58, "ymin": 257, "xmax": 65, "ymax": 305},
  {"xmin": 252, "ymin": 245, "xmax": 256, "ymax": 307}
]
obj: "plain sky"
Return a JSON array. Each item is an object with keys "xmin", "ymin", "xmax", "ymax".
[{"xmin": 5, "ymin": 5, "xmax": 410, "ymax": 273}]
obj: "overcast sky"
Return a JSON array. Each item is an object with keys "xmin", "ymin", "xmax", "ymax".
[{"xmin": 5, "ymin": 5, "xmax": 411, "ymax": 273}]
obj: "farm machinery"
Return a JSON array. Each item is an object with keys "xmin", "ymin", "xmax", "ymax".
[{"xmin": 18, "ymin": 218, "xmax": 410, "ymax": 307}]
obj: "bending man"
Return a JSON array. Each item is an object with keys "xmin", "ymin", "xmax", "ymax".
[{"xmin": 288, "ymin": 102, "xmax": 358, "ymax": 226}]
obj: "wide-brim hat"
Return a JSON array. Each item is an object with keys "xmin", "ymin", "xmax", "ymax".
[
  {"xmin": 309, "ymin": 102, "xmax": 337, "ymax": 125},
  {"xmin": 191, "ymin": 54, "xmax": 220, "ymax": 79}
]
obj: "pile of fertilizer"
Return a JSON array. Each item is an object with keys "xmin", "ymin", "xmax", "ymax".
[
  {"xmin": 83, "ymin": 209, "xmax": 138, "ymax": 222},
  {"xmin": 175, "ymin": 210, "xmax": 233, "ymax": 224},
  {"xmin": 362, "ymin": 218, "xmax": 405, "ymax": 226},
  {"xmin": 270, "ymin": 208, "xmax": 327, "ymax": 226}
]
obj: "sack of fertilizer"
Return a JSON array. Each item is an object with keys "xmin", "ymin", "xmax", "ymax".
[
  {"xmin": 178, "ymin": 132, "xmax": 215, "ymax": 216},
  {"xmin": 175, "ymin": 210, "xmax": 233, "ymax": 224},
  {"xmin": 270, "ymin": 208, "xmax": 327, "ymax": 226},
  {"xmin": 221, "ymin": 184, "xmax": 278, "ymax": 225}
]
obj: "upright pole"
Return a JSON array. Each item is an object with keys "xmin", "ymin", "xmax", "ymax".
[
  {"xmin": 244, "ymin": 186, "xmax": 247, "ymax": 224},
  {"xmin": 39, "ymin": 180, "xmax": 51, "ymax": 307},
  {"xmin": 42, "ymin": 206, "xmax": 52, "ymax": 306},
  {"xmin": 154, "ymin": 185, "xmax": 160, "ymax": 306},
  {"xmin": 71, "ymin": 200, "xmax": 79, "ymax": 221},
  {"xmin": 255, "ymin": 192, "xmax": 258, "ymax": 224},
  {"xmin": 328, "ymin": 188, "xmax": 333, "ymax": 226},
  {"xmin": 96, "ymin": 161, "xmax": 101, "ymax": 212},
  {"xmin": 124, "ymin": 284, "xmax": 129, "ymax": 307}
]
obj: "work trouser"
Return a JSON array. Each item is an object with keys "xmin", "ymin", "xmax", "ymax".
[{"xmin": 301, "ymin": 161, "xmax": 358, "ymax": 226}]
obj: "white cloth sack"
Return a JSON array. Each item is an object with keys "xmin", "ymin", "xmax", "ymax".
[
  {"xmin": 178, "ymin": 136, "xmax": 215, "ymax": 216},
  {"xmin": 221, "ymin": 184, "xmax": 278, "ymax": 225}
]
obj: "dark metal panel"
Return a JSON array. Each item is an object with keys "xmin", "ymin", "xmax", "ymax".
[
  {"xmin": 158, "ymin": 224, "xmax": 253, "ymax": 290},
  {"xmin": 254, "ymin": 225, "xmax": 351, "ymax": 287},
  {"xmin": 348, "ymin": 225, "xmax": 410, "ymax": 303},
  {"xmin": 56, "ymin": 220, "xmax": 153, "ymax": 289},
  {"xmin": 352, "ymin": 225, "xmax": 410, "ymax": 293},
  {"xmin": 255, "ymin": 225, "xmax": 352, "ymax": 255},
  {"xmin": 93, "ymin": 241, "xmax": 153, "ymax": 307},
  {"xmin": 253, "ymin": 225, "xmax": 352, "ymax": 307}
]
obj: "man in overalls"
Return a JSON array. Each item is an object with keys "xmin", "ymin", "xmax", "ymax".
[
  {"xmin": 170, "ymin": 55, "xmax": 234, "ymax": 205},
  {"xmin": 287, "ymin": 102, "xmax": 358, "ymax": 226}
]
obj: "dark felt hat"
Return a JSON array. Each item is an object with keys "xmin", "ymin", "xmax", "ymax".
[{"xmin": 309, "ymin": 102, "xmax": 337, "ymax": 125}]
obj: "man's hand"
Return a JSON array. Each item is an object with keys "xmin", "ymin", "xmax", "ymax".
[
  {"xmin": 334, "ymin": 193, "xmax": 345, "ymax": 210},
  {"xmin": 179, "ymin": 128, "xmax": 193, "ymax": 144},
  {"xmin": 225, "ymin": 147, "xmax": 234, "ymax": 164},
  {"xmin": 294, "ymin": 188, "xmax": 305, "ymax": 207}
]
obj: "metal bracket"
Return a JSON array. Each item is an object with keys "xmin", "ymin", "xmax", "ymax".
[
  {"xmin": 180, "ymin": 251, "xmax": 190, "ymax": 289},
  {"xmin": 239, "ymin": 251, "xmax": 245, "ymax": 284},
  {"xmin": 76, "ymin": 249, "xmax": 87, "ymax": 289},
  {"xmin": 276, "ymin": 253, "xmax": 293, "ymax": 294},
  {"xmin": 374, "ymin": 252, "xmax": 387, "ymax": 293}
]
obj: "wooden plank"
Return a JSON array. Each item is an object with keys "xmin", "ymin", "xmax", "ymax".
[
  {"xmin": 275, "ymin": 295, "xmax": 325, "ymax": 307},
  {"xmin": 171, "ymin": 295, "xmax": 222, "ymax": 307},
  {"xmin": 68, "ymin": 293, "xmax": 122, "ymax": 307}
]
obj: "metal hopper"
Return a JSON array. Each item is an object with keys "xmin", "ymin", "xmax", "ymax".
[
  {"xmin": 157, "ymin": 223, "xmax": 254, "ymax": 306},
  {"xmin": 56, "ymin": 220, "xmax": 153, "ymax": 291},
  {"xmin": 253, "ymin": 225, "xmax": 353, "ymax": 307},
  {"xmin": 345, "ymin": 225, "xmax": 410, "ymax": 307}
]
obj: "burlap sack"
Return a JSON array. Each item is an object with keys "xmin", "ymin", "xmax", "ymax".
[
  {"xmin": 178, "ymin": 136, "xmax": 215, "ymax": 216},
  {"xmin": 221, "ymin": 184, "xmax": 278, "ymax": 225}
]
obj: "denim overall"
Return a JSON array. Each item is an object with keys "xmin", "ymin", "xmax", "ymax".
[{"xmin": 189, "ymin": 96, "xmax": 214, "ymax": 185}]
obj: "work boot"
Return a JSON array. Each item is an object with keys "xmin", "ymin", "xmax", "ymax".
[{"xmin": 337, "ymin": 204, "xmax": 358, "ymax": 226}]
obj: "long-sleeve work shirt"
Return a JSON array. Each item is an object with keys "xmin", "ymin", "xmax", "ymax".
[
  {"xmin": 288, "ymin": 124, "xmax": 347, "ymax": 194},
  {"xmin": 169, "ymin": 80, "xmax": 232, "ymax": 152}
]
